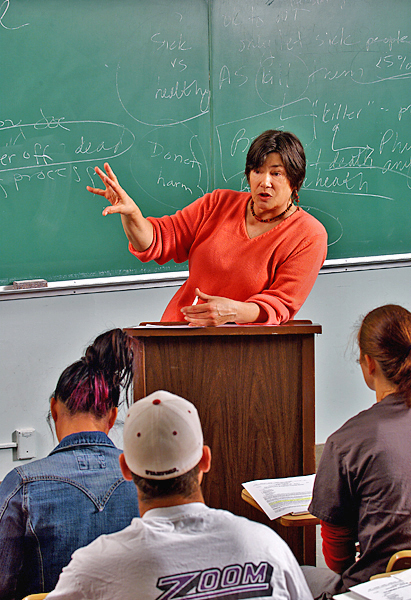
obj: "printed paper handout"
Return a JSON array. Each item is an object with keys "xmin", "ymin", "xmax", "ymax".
[
  {"xmin": 333, "ymin": 568, "xmax": 411, "ymax": 599},
  {"xmin": 242, "ymin": 474, "xmax": 315, "ymax": 520}
]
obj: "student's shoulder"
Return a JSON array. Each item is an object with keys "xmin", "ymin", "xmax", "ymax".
[
  {"xmin": 323, "ymin": 404, "xmax": 378, "ymax": 456},
  {"xmin": 4, "ymin": 456, "xmax": 51, "ymax": 483},
  {"xmin": 71, "ymin": 518, "xmax": 141, "ymax": 563},
  {"xmin": 210, "ymin": 509, "xmax": 306, "ymax": 574},
  {"xmin": 208, "ymin": 506, "xmax": 284, "ymax": 540},
  {"xmin": 0, "ymin": 467, "xmax": 24, "ymax": 501}
]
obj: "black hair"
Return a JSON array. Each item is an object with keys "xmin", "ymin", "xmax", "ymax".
[
  {"xmin": 52, "ymin": 328, "xmax": 134, "ymax": 418},
  {"xmin": 244, "ymin": 130, "xmax": 306, "ymax": 194},
  {"xmin": 132, "ymin": 465, "xmax": 200, "ymax": 500}
]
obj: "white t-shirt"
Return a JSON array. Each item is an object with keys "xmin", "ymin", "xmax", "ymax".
[{"xmin": 47, "ymin": 503, "xmax": 312, "ymax": 600}]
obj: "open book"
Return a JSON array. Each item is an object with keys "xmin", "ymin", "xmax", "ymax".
[{"xmin": 242, "ymin": 474, "xmax": 315, "ymax": 520}]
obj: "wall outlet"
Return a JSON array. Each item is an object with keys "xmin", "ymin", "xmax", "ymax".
[{"xmin": 14, "ymin": 428, "xmax": 36, "ymax": 460}]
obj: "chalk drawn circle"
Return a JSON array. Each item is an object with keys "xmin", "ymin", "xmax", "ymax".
[
  {"xmin": 128, "ymin": 124, "xmax": 209, "ymax": 213},
  {"xmin": 255, "ymin": 54, "xmax": 309, "ymax": 106}
]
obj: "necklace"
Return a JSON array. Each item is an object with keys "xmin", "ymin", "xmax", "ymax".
[{"xmin": 250, "ymin": 198, "xmax": 294, "ymax": 223}]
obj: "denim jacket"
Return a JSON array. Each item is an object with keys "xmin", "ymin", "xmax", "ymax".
[{"xmin": 0, "ymin": 431, "xmax": 139, "ymax": 600}]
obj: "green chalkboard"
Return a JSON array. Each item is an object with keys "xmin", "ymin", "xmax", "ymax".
[{"xmin": 1, "ymin": 0, "xmax": 410, "ymax": 285}]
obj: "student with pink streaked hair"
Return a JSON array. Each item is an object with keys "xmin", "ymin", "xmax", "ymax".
[{"xmin": 0, "ymin": 329, "xmax": 139, "ymax": 600}]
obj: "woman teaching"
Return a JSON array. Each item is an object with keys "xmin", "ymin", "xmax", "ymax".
[
  {"xmin": 303, "ymin": 304, "xmax": 411, "ymax": 598},
  {"xmin": 88, "ymin": 130, "xmax": 327, "ymax": 326}
]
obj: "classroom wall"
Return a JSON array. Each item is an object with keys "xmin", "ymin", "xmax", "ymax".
[{"xmin": 0, "ymin": 265, "xmax": 410, "ymax": 480}]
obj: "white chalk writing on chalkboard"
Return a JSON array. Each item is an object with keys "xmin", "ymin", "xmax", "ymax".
[
  {"xmin": 0, "ymin": 110, "xmax": 135, "ymax": 198},
  {"xmin": 1, "ymin": 0, "xmax": 411, "ymax": 287},
  {"xmin": 0, "ymin": 0, "xmax": 29, "ymax": 31}
]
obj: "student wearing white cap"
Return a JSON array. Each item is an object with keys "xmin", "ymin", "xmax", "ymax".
[{"xmin": 47, "ymin": 390, "xmax": 312, "ymax": 600}]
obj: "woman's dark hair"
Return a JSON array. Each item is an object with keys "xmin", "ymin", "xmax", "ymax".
[
  {"xmin": 244, "ymin": 130, "xmax": 306, "ymax": 194},
  {"xmin": 53, "ymin": 329, "xmax": 134, "ymax": 418},
  {"xmin": 132, "ymin": 466, "xmax": 200, "ymax": 501},
  {"xmin": 358, "ymin": 304, "xmax": 411, "ymax": 405}
]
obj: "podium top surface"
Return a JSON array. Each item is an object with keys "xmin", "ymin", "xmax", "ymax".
[{"xmin": 124, "ymin": 320, "xmax": 322, "ymax": 338}]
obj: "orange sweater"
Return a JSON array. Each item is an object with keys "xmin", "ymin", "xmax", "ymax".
[{"xmin": 130, "ymin": 189, "xmax": 327, "ymax": 324}]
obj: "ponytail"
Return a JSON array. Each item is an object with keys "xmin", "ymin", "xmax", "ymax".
[
  {"xmin": 53, "ymin": 329, "xmax": 134, "ymax": 418},
  {"xmin": 358, "ymin": 305, "xmax": 411, "ymax": 406}
]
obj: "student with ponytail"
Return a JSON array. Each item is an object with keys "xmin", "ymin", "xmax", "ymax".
[
  {"xmin": 0, "ymin": 329, "xmax": 139, "ymax": 600},
  {"xmin": 303, "ymin": 304, "xmax": 411, "ymax": 599}
]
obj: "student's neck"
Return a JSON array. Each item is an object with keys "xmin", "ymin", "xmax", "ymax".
[
  {"xmin": 56, "ymin": 415, "xmax": 110, "ymax": 441},
  {"xmin": 367, "ymin": 358, "xmax": 398, "ymax": 403},
  {"xmin": 375, "ymin": 376, "xmax": 398, "ymax": 403},
  {"xmin": 138, "ymin": 490, "xmax": 205, "ymax": 517}
]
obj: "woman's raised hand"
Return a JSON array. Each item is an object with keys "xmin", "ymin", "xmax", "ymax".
[
  {"xmin": 87, "ymin": 162, "xmax": 154, "ymax": 251},
  {"xmin": 87, "ymin": 163, "xmax": 138, "ymax": 217}
]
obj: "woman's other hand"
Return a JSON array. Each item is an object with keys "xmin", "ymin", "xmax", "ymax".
[{"xmin": 181, "ymin": 288, "xmax": 262, "ymax": 326}]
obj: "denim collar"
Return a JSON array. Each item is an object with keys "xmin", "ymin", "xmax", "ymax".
[{"xmin": 50, "ymin": 431, "xmax": 116, "ymax": 455}]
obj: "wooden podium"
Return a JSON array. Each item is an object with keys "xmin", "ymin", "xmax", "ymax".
[{"xmin": 125, "ymin": 321, "xmax": 321, "ymax": 564}]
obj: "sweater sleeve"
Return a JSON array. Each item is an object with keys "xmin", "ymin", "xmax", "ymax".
[
  {"xmin": 128, "ymin": 193, "xmax": 214, "ymax": 265},
  {"xmin": 246, "ymin": 227, "xmax": 327, "ymax": 324}
]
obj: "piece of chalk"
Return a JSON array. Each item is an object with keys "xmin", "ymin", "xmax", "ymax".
[
  {"xmin": 192, "ymin": 296, "xmax": 199, "ymax": 305},
  {"xmin": 13, "ymin": 279, "xmax": 48, "ymax": 289}
]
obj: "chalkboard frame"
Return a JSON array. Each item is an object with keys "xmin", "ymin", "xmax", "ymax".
[{"xmin": 2, "ymin": 253, "xmax": 411, "ymax": 300}]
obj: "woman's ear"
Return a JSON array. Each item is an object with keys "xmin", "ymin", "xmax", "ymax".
[{"xmin": 119, "ymin": 453, "xmax": 133, "ymax": 481}]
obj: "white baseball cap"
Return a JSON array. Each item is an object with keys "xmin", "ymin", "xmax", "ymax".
[{"xmin": 123, "ymin": 390, "xmax": 204, "ymax": 480}]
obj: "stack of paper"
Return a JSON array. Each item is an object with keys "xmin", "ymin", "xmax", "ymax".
[
  {"xmin": 333, "ymin": 568, "xmax": 411, "ymax": 599},
  {"xmin": 242, "ymin": 474, "xmax": 315, "ymax": 520}
]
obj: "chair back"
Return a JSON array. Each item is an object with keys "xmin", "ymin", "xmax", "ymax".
[{"xmin": 386, "ymin": 550, "xmax": 411, "ymax": 573}]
